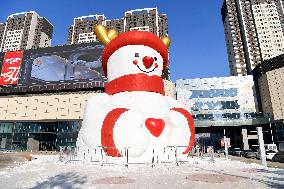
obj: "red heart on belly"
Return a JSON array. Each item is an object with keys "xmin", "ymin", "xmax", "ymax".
[{"xmin": 145, "ymin": 118, "xmax": 165, "ymax": 137}]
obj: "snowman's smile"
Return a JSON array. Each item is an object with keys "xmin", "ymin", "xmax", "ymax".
[{"xmin": 136, "ymin": 64, "xmax": 157, "ymax": 73}]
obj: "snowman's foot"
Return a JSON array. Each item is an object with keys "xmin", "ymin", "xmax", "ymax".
[{"xmin": 112, "ymin": 109, "xmax": 150, "ymax": 158}]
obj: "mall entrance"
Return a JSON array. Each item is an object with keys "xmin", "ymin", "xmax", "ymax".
[{"xmin": 0, "ymin": 121, "xmax": 81, "ymax": 151}]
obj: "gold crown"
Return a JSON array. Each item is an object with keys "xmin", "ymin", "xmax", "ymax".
[{"xmin": 94, "ymin": 24, "xmax": 170, "ymax": 48}]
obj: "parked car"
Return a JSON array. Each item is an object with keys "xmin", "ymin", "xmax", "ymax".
[
  {"xmin": 228, "ymin": 148, "xmax": 234, "ymax": 155},
  {"xmin": 256, "ymin": 150, "xmax": 277, "ymax": 160},
  {"xmin": 231, "ymin": 148, "xmax": 242, "ymax": 156},
  {"xmin": 240, "ymin": 149, "xmax": 257, "ymax": 158},
  {"xmin": 264, "ymin": 144, "xmax": 278, "ymax": 153},
  {"xmin": 272, "ymin": 151, "xmax": 284, "ymax": 163},
  {"xmin": 266, "ymin": 150, "xmax": 277, "ymax": 160},
  {"xmin": 215, "ymin": 148, "xmax": 225, "ymax": 154}
]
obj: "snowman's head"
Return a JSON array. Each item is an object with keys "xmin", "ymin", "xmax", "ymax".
[
  {"xmin": 95, "ymin": 25, "xmax": 170, "ymax": 82},
  {"xmin": 107, "ymin": 45, "xmax": 163, "ymax": 81}
]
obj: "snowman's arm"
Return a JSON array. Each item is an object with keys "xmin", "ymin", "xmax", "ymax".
[
  {"xmin": 101, "ymin": 108, "xmax": 129, "ymax": 157},
  {"xmin": 80, "ymin": 93, "xmax": 110, "ymax": 147},
  {"xmin": 164, "ymin": 96, "xmax": 189, "ymax": 110},
  {"xmin": 86, "ymin": 93, "xmax": 110, "ymax": 106},
  {"xmin": 169, "ymin": 108, "xmax": 195, "ymax": 154},
  {"xmin": 164, "ymin": 96, "xmax": 195, "ymax": 154},
  {"xmin": 82, "ymin": 93, "xmax": 111, "ymax": 129},
  {"xmin": 102, "ymin": 109, "xmax": 150, "ymax": 158}
]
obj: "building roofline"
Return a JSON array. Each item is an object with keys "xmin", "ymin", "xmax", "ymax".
[
  {"xmin": 41, "ymin": 17, "xmax": 54, "ymax": 27},
  {"xmin": 7, "ymin": 11, "xmax": 54, "ymax": 27},
  {"xmin": 124, "ymin": 7, "xmax": 158, "ymax": 15},
  {"xmin": 74, "ymin": 14, "xmax": 106, "ymax": 20},
  {"xmin": 8, "ymin": 11, "xmax": 38, "ymax": 18},
  {"xmin": 104, "ymin": 18, "xmax": 123, "ymax": 22},
  {"xmin": 176, "ymin": 75, "xmax": 252, "ymax": 81}
]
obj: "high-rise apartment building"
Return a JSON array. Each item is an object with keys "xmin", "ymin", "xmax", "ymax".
[
  {"xmin": 222, "ymin": 0, "xmax": 284, "ymax": 76},
  {"xmin": 105, "ymin": 19, "xmax": 124, "ymax": 34},
  {"xmin": 253, "ymin": 54, "xmax": 284, "ymax": 120},
  {"xmin": 124, "ymin": 8, "xmax": 168, "ymax": 37},
  {"xmin": 158, "ymin": 14, "xmax": 168, "ymax": 37},
  {"xmin": 0, "ymin": 23, "xmax": 5, "ymax": 48},
  {"xmin": 67, "ymin": 8, "xmax": 168, "ymax": 45},
  {"xmin": 0, "ymin": 11, "xmax": 53, "ymax": 52},
  {"xmin": 67, "ymin": 15, "xmax": 105, "ymax": 45}
]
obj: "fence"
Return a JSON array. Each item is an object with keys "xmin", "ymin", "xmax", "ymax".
[{"xmin": 63, "ymin": 145, "xmax": 198, "ymax": 167}]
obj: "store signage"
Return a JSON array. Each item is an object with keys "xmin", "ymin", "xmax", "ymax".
[
  {"xmin": 0, "ymin": 50, "xmax": 23, "ymax": 85},
  {"xmin": 220, "ymin": 138, "xmax": 231, "ymax": 147}
]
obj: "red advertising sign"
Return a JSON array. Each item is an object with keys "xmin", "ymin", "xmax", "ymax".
[
  {"xmin": 220, "ymin": 138, "xmax": 231, "ymax": 147},
  {"xmin": 0, "ymin": 51, "xmax": 24, "ymax": 85}
]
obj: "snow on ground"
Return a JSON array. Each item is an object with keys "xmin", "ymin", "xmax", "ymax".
[{"xmin": 0, "ymin": 155, "xmax": 283, "ymax": 189}]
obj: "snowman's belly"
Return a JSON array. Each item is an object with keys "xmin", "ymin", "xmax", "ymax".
[{"xmin": 109, "ymin": 92, "xmax": 170, "ymax": 116}]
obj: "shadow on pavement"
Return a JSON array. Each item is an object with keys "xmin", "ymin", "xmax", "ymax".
[
  {"xmin": 255, "ymin": 168, "xmax": 284, "ymax": 188},
  {"xmin": 30, "ymin": 172, "xmax": 87, "ymax": 189},
  {"xmin": 192, "ymin": 159, "xmax": 284, "ymax": 189}
]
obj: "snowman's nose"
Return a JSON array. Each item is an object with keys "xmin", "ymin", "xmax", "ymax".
[{"xmin": 142, "ymin": 56, "xmax": 154, "ymax": 69}]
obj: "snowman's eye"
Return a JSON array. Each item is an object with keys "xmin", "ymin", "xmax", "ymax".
[
  {"xmin": 135, "ymin": 53, "xmax": 139, "ymax": 57},
  {"xmin": 154, "ymin": 57, "xmax": 157, "ymax": 61}
]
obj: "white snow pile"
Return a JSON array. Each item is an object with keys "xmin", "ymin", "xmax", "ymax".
[{"xmin": 0, "ymin": 155, "xmax": 283, "ymax": 189}]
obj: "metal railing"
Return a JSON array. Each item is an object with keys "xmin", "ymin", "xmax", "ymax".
[{"xmin": 63, "ymin": 146, "xmax": 198, "ymax": 167}]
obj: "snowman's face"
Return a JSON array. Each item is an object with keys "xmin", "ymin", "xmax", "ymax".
[{"xmin": 107, "ymin": 45, "xmax": 164, "ymax": 81}]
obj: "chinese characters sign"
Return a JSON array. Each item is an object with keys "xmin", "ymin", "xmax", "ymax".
[
  {"xmin": 0, "ymin": 51, "xmax": 23, "ymax": 85},
  {"xmin": 220, "ymin": 138, "xmax": 231, "ymax": 147}
]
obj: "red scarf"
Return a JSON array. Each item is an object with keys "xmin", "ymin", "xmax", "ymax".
[{"xmin": 105, "ymin": 73, "xmax": 165, "ymax": 96}]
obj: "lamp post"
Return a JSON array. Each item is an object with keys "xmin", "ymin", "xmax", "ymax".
[
  {"xmin": 257, "ymin": 127, "xmax": 267, "ymax": 167},
  {"xmin": 269, "ymin": 118, "xmax": 274, "ymax": 144},
  {"xmin": 224, "ymin": 129, "xmax": 228, "ymax": 159}
]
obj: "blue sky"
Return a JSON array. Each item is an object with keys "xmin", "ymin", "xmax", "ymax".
[{"xmin": 0, "ymin": 0, "xmax": 228, "ymax": 81}]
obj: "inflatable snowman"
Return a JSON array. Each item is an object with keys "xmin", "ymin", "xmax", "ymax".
[{"xmin": 76, "ymin": 25, "xmax": 195, "ymax": 161}]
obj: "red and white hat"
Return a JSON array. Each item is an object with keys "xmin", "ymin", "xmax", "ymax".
[{"xmin": 102, "ymin": 31, "xmax": 169, "ymax": 76}]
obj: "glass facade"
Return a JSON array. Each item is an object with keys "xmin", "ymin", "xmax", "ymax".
[
  {"xmin": 275, "ymin": 122, "xmax": 284, "ymax": 142},
  {"xmin": 176, "ymin": 76, "xmax": 259, "ymax": 122},
  {"xmin": 192, "ymin": 112, "xmax": 266, "ymax": 121},
  {"xmin": 0, "ymin": 121, "xmax": 80, "ymax": 151},
  {"xmin": 192, "ymin": 100, "xmax": 240, "ymax": 111},
  {"xmin": 190, "ymin": 88, "xmax": 238, "ymax": 98}
]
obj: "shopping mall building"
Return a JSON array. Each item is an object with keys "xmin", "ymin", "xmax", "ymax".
[{"xmin": 176, "ymin": 75, "xmax": 284, "ymax": 150}]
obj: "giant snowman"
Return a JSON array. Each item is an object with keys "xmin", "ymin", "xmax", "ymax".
[{"xmin": 76, "ymin": 25, "xmax": 195, "ymax": 162}]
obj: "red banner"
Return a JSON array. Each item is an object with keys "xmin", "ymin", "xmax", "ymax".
[
  {"xmin": 220, "ymin": 138, "xmax": 231, "ymax": 147},
  {"xmin": 0, "ymin": 51, "xmax": 24, "ymax": 85}
]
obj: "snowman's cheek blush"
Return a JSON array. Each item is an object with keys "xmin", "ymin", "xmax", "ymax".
[{"xmin": 133, "ymin": 60, "xmax": 138, "ymax": 65}]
